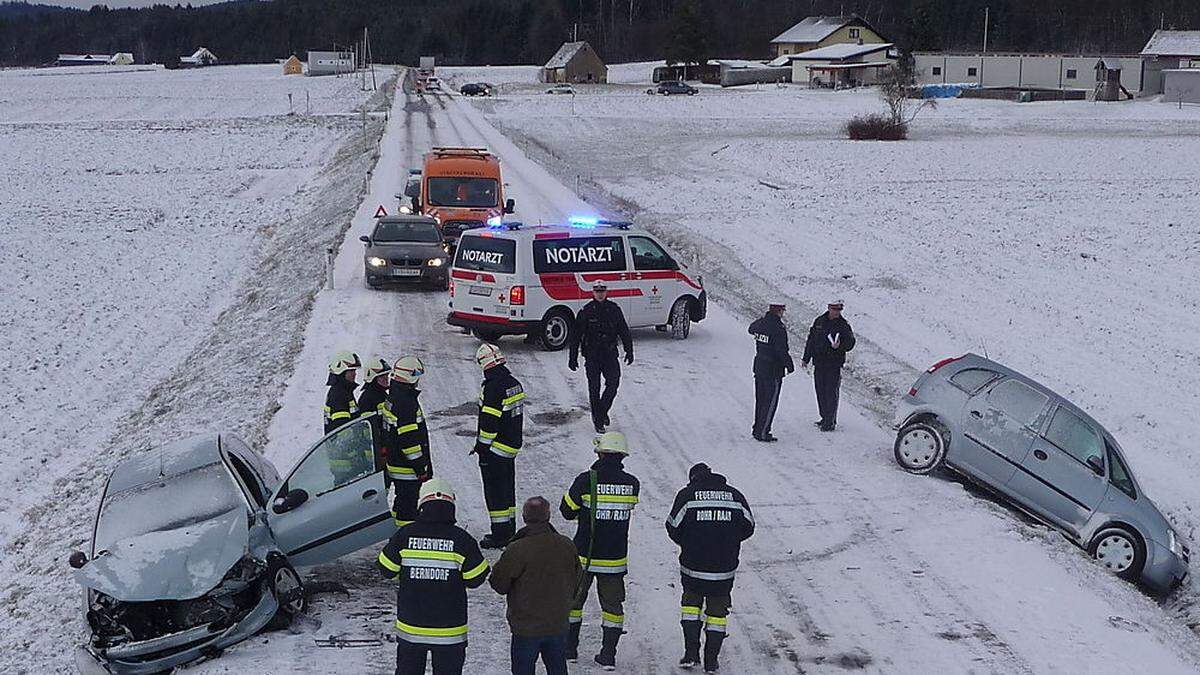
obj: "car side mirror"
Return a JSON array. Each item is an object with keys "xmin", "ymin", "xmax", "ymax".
[
  {"xmin": 272, "ymin": 488, "xmax": 309, "ymax": 514},
  {"xmin": 69, "ymin": 550, "xmax": 89, "ymax": 569},
  {"xmin": 359, "ymin": 235, "xmax": 371, "ymax": 244},
  {"xmin": 504, "ymin": 198, "xmax": 515, "ymax": 214},
  {"xmin": 1086, "ymin": 455, "xmax": 1104, "ymax": 475}
]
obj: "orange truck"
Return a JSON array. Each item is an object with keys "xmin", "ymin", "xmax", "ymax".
[{"xmin": 417, "ymin": 146, "xmax": 514, "ymax": 246}]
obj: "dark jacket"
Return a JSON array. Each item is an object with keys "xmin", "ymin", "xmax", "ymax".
[
  {"xmin": 323, "ymin": 376, "xmax": 359, "ymax": 435},
  {"xmin": 385, "ymin": 382, "xmax": 431, "ymax": 481},
  {"xmin": 569, "ymin": 299, "xmax": 633, "ymax": 362},
  {"xmin": 665, "ymin": 467, "xmax": 755, "ymax": 595},
  {"xmin": 474, "ymin": 365, "xmax": 525, "ymax": 459},
  {"xmin": 748, "ymin": 312, "xmax": 794, "ymax": 379},
  {"xmin": 802, "ymin": 312, "xmax": 856, "ymax": 369},
  {"xmin": 560, "ymin": 454, "xmax": 640, "ymax": 574},
  {"xmin": 357, "ymin": 380, "xmax": 390, "ymax": 462},
  {"xmin": 377, "ymin": 501, "xmax": 489, "ymax": 645},
  {"xmin": 488, "ymin": 521, "xmax": 581, "ymax": 637}
]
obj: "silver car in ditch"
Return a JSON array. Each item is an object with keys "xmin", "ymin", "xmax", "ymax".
[
  {"xmin": 893, "ymin": 353, "xmax": 1188, "ymax": 594},
  {"xmin": 72, "ymin": 416, "xmax": 395, "ymax": 674},
  {"xmin": 361, "ymin": 215, "xmax": 450, "ymax": 289}
]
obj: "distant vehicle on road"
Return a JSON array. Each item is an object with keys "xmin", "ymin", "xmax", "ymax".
[
  {"xmin": 425, "ymin": 77, "xmax": 443, "ymax": 92},
  {"xmin": 459, "ymin": 82, "xmax": 492, "ymax": 96},
  {"xmin": 893, "ymin": 353, "xmax": 1189, "ymax": 594},
  {"xmin": 361, "ymin": 215, "xmax": 450, "ymax": 289},
  {"xmin": 71, "ymin": 421, "xmax": 394, "ymax": 674},
  {"xmin": 648, "ymin": 81, "xmax": 698, "ymax": 96},
  {"xmin": 418, "ymin": 146, "xmax": 515, "ymax": 247},
  {"xmin": 545, "ymin": 84, "xmax": 575, "ymax": 95}
]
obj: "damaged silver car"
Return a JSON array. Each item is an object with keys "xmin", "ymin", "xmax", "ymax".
[{"xmin": 72, "ymin": 416, "xmax": 395, "ymax": 674}]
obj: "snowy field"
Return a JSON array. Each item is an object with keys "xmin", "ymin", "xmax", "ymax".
[{"xmin": 0, "ymin": 63, "xmax": 394, "ymax": 672}]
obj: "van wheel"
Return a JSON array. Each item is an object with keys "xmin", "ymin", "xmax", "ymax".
[
  {"xmin": 669, "ymin": 298, "xmax": 691, "ymax": 340},
  {"xmin": 539, "ymin": 308, "xmax": 574, "ymax": 351},
  {"xmin": 1089, "ymin": 528, "xmax": 1145, "ymax": 581},
  {"xmin": 894, "ymin": 422, "xmax": 947, "ymax": 474},
  {"xmin": 265, "ymin": 556, "xmax": 306, "ymax": 630}
]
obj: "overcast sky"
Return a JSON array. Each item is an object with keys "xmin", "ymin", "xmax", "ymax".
[{"xmin": 47, "ymin": 0, "xmax": 231, "ymax": 8}]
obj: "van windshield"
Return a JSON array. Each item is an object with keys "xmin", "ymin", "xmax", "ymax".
[
  {"xmin": 456, "ymin": 235, "xmax": 516, "ymax": 274},
  {"xmin": 427, "ymin": 177, "xmax": 498, "ymax": 208}
]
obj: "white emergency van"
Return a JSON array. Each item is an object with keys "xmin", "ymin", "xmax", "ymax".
[{"xmin": 447, "ymin": 219, "xmax": 707, "ymax": 350}]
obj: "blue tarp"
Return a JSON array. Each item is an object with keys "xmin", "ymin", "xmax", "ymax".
[{"xmin": 919, "ymin": 83, "xmax": 980, "ymax": 99}]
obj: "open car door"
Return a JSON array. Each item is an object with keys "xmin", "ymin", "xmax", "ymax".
[{"xmin": 267, "ymin": 416, "xmax": 395, "ymax": 567}]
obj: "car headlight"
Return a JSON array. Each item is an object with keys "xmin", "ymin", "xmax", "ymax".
[
  {"xmin": 427, "ymin": 258, "xmax": 445, "ymax": 267},
  {"xmin": 367, "ymin": 256, "xmax": 388, "ymax": 268},
  {"xmin": 399, "ymin": 205, "xmax": 413, "ymax": 214},
  {"xmin": 1168, "ymin": 528, "xmax": 1185, "ymax": 556}
]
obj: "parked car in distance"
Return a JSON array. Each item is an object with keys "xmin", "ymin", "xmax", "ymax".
[
  {"xmin": 893, "ymin": 353, "xmax": 1189, "ymax": 594},
  {"xmin": 71, "ymin": 419, "xmax": 395, "ymax": 674},
  {"xmin": 459, "ymin": 82, "xmax": 491, "ymax": 96},
  {"xmin": 648, "ymin": 80, "xmax": 698, "ymax": 96},
  {"xmin": 361, "ymin": 215, "xmax": 450, "ymax": 289},
  {"xmin": 545, "ymin": 84, "xmax": 575, "ymax": 95}
]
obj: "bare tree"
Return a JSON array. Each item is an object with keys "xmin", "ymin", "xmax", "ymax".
[{"xmin": 878, "ymin": 59, "xmax": 937, "ymax": 128}]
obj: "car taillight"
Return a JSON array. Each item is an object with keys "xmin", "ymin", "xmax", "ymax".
[
  {"xmin": 926, "ymin": 356, "xmax": 964, "ymax": 374},
  {"xmin": 448, "ymin": 279, "xmax": 455, "ymax": 297},
  {"xmin": 509, "ymin": 285, "xmax": 525, "ymax": 306},
  {"xmin": 907, "ymin": 386, "xmax": 918, "ymax": 397}
]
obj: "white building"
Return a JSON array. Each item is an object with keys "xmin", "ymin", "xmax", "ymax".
[
  {"xmin": 913, "ymin": 52, "xmax": 1144, "ymax": 94},
  {"xmin": 781, "ymin": 42, "xmax": 896, "ymax": 88},
  {"xmin": 1140, "ymin": 31, "xmax": 1200, "ymax": 95},
  {"xmin": 180, "ymin": 47, "xmax": 218, "ymax": 67},
  {"xmin": 307, "ymin": 51, "xmax": 354, "ymax": 77},
  {"xmin": 1163, "ymin": 69, "xmax": 1200, "ymax": 104}
]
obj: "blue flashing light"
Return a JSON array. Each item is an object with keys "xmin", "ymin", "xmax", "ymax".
[
  {"xmin": 569, "ymin": 215, "xmax": 600, "ymax": 228},
  {"xmin": 486, "ymin": 216, "xmax": 503, "ymax": 228}
]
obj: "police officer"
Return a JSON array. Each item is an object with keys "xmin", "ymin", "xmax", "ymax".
[
  {"xmin": 377, "ymin": 478, "xmax": 490, "ymax": 675},
  {"xmin": 324, "ymin": 351, "xmax": 361, "ymax": 434},
  {"xmin": 385, "ymin": 356, "xmax": 431, "ymax": 526},
  {"xmin": 748, "ymin": 303, "xmax": 794, "ymax": 442},
  {"xmin": 473, "ymin": 343, "xmax": 525, "ymax": 549},
  {"xmin": 568, "ymin": 282, "xmax": 633, "ymax": 434},
  {"xmin": 666, "ymin": 463, "xmax": 755, "ymax": 673},
  {"xmin": 801, "ymin": 300, "xmax": 856, "ymax": 432},
  {"xmin": 560, "ymin": 431, "xmax": 640, "ymax": 670}
]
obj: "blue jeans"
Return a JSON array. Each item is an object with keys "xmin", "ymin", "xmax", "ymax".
[{"xmin": 511, "ymin": 632, "xmax": 568, "ymax": 675}]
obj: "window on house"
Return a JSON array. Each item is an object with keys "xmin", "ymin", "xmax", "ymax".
[
  {"xmin": 782, "ymin": 47, "xmax": 791, "ymax": 55},
  {"xmin": 932, "ymin": 66, "xmax": 942, "ymax": 76},
  {"xmin": 1065, "ymin": 68, "xmax": 1078, "ymax": 79},
  {"xmin": 967, "ymin": 67, "xmax": 978, "ymax": 77},
  {"xmin": 849, "ymin": 28, "xmax": 861, "ymax": 38}
]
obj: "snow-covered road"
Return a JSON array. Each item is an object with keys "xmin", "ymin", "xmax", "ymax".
[{"xmin": 191, "ymin": 77, "xmax": 1200, "ymax": 673}]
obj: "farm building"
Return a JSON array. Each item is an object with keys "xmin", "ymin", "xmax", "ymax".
[
  {"xmin": 769, "ymin": 15, "xmax": 887, "ymax": 58},
  {"xmin": 781, "ymin": 42, "xmax": 896, "ymax": 88},
  {"xmin": 914, "ymin": 52, "xmax": 1145, "ymax": 95},
  {"xmin": 180, "ymin": 47, "xmax": 218, "ymax": 67},
  {"xmin": 540, "ymin": 41, "xmax": 607, "ymax": 84},
  {"xmin": 1163, "ymin": 69, "xmax": 1200, "ymax": 105},
  {"xmin": 1140, "ymin": 30, "xmax": 1200, "ymax": 95},
  {"xmin": 55, "ymin": 54, "xmax": 112, "ymax": 66},
  {"xmin": 109, "ymin": 53, "xmax": 134, "ymax": 66},
  {"xmin": 716, "ymin": 59, "xmax": 791, "ymax": 86},
  {"xmin": 307, "ymin": 51, "xmax": 354, "ymax": 77},
  {"xmin": 282, "ymin": 55, "xmax": 303, "ymax": 75}
]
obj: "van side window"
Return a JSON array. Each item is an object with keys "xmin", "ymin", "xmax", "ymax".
[
  {"xmin": 1044, "ymin": 406, "xmax": 1104, "ymax": 467},
  {"xmin": 985, "ymin": 379, "xmax": 1048, "ymax": 427},
  {"xmin": 628, "ymin": 236, "xmax": 677, "ymax": 271},
  {"xmin": 533, "ymin": 236, "xmax": 626, "ymax": 273},
  {"xmin": 1107, "ymin": 442, "xmax": 1136, "ymax": 499},
  {"xmin": 948, "ymin": 368, "xmax": 1000, "ymax": 393}
]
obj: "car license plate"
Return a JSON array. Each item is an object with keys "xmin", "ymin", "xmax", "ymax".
[
  {"xmin": 469, "ymin": 286, "xmax": 492, "ymax": 297},
  {"xmin": 392, "ymin": 268, "xmax": 422, "ymax": 277}
]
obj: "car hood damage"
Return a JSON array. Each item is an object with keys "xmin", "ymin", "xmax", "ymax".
[{"xmin": 76, "ymin": 508, "xmax": 249, "ymax": 601}]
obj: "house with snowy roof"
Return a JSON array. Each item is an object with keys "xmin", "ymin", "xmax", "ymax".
[
  {"xmin": 540, "ymin": 41, "xmax": 607, "ymax": 84},
  {"xmin": 778, "ymin": 42, "xmax": 897, "ymax": 89},
  {"xmin": 1140, "ymin": 30, "xmax": 1200, "ymax": 95},
  {"xmin": 769, "ymin": 15, "xmax": 887, "ymax": 59},
  {"xmin": 179, "ymin": 47, "xmax": 218, "ymax": 68}
]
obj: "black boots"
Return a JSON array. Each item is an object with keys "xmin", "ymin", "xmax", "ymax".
[
  {"xmin": 594, "ymin": 626, "xmax": 621, "ymax": 670},
  {"xmin": 679, "ymin": 620, "xmax": 702, "ymax": 669},
  {"xmin": 565, "ymin": 623, "xmax": 581, "ymax": 662},
  {"xmin": 478, "ymin": 533, "xmax": 509, "ymax": 549},
  {"xmin": 703, "ymin": 630, "xmax": 725, "ymax": 673}
]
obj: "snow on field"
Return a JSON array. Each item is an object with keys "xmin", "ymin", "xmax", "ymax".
[{"xmin": 0, "ymin": 64, "xmax": 395, "ymax": 672}]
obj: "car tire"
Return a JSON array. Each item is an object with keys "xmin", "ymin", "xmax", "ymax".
[
  {"xmin": 364, "ymin": 275, "xmax": 379, "ymax": 290},
  {"xmin": 265, "ymin": 556, "xmax": 306, "ymax": 630},
  {"xmin": 669, "ymin": 298, "xmax": 691, "ymax": 340},
  {"xmin": 1089, "ymin": 527, "xmax": 1145, "ymax": 581},
  {"xmin": 893, "ymin": 422, "xmax": 947, "ymax": 475},
  {"xmin": 539, "ymin": 308, "xmax": 574, "ymax": 351}
]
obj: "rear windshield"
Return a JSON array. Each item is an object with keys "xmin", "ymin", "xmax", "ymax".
[
  {"xmin": 427, "ymin": 177, "xmax": 498, "ymax": 208},
  {"xmin": 456, "ymin": 235, "xmax": 516, "ymax": 274},
  {"xmin": 533, "ymin": 236, "xmax": 626, "ymax": 273},
  {"xmin": 374, "ymin": 220, "xmax": 440, "ymax": 243}
]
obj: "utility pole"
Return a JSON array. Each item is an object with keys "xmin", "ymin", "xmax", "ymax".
[{"xmin": 983, "ymin": 7, "xmax": 990, "ymax": 53}]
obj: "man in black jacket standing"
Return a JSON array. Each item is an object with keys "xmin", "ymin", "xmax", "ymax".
[
  {"xmin": 748, "ymin": 303, "xmax": 794, "ymax": 442},
  {"xmin": 568, "ymin": 282, "xmax": 633, "ymax": 434},
  {"xmin": 801, "ymin": 300, "xmax": 856, "ymax": 432},
  {"xmin": 666, "ymin": 463, "xmax": 755, "ymax": 673}
]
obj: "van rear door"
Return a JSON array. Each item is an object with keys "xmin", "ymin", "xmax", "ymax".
[{"xmin": 452, "ymin": 233, "xmax": 517, "ymax": 320}]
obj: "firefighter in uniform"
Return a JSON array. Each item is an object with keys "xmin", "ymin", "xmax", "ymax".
[
  {"xmin": 473, "ymin": 343, "xmax": 525, "ymax": 549},
  {"xmin": 801, "ymin": 300, "xmax": 856, "ymax": 432},
  {"xmin": 325, "ymin": 351, "xmax": 369, "ymax": 483},
  {"xmin": 385, "ymin": 356, "xmax": 431, "ymax": 526},
  {"xmin": 560, "ymin": 431, "xmax": 640, "ymax": 670},
  {"xmin": 748, "ymin": 303, "xmax": 794, "ymax": 442},
  {"xmin": 358, "ymin": 356, "xmax": 393, "ymax": 465},
  {"xmin": 568, "ymin": 282, "xmax": 634, "ymax": 434},
  {"xmin": 666, "ymin": 463, "xmax": 755, "ymax": 673},
  {"xmin": 377, "ymin": 478, "xmax": 490, "ymax": 675}
]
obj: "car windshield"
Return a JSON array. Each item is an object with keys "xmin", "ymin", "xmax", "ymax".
[
  {"xmin": 374, "ymin": 220, "xmax": 440, "ymax": 243},
  {"xmin": 427, "ymin": 177, "xmax": 498, "ymax": 208},
  {"xmin": 94, "ymin": 462, "xmax": 244, "ymax": 552}
]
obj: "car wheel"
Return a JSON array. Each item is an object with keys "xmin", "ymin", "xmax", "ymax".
[
  {"xmin": 266, "ymin": 556, "xmax": 305, "ymax": 630},
  {"xmin": 1089, "ymin": 528, "xmax": 1145, "ymax": 581},
  {"xmin": 893, "ymin": 422, "xmax": 947, "ymax": 474},
  {"xmin": 539, "ymin": 308, "xmax": 574, "ymax": 351},
  {"xmin": 364, "ymin": 275, "xmax": 379, "ymax": 289},
  {"xmin": 669, "ymin": 298, "xmax": 691, "ymax": 340}
]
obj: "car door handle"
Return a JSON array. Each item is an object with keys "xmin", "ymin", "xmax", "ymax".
[
  {"xmin": 362, "ymin": 489, "xmax": 378, "ymax": 500},
  {"xmin": 970, "ymin": 410, "xmax": 982, "ymax": 418},
  {"xmin": 1033, "ymin": 450, "xmax": 1048, "ymax": 461}
]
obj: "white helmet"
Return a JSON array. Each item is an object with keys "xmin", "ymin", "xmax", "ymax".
[
  {"xmin": 392, "ymin": 355, "xmax": 426, "ymax": 384},
  {"xmin": 363, "ymin": 356, "xmax": 391, "ymax": 383},
  {"xmin": 418, "ymin": 478, "xmax": 456, "ymax": 507},
  {"xmin": 328, "ymin": 351, "xmax": 361, "ymax": 375},
  {"xmin": 594, "ymin": 431, "xmax": 629, "ymax": 456},
  {"xmin": 475, "ymin": 343, "xmax": 505, "ymax": 370}
]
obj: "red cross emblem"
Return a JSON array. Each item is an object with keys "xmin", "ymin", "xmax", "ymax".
[{"xmin": 651, "ymin": 286, "xmax": 659, "ymax": 294}]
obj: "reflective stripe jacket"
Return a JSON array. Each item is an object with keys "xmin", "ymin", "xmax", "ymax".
[
  {"xmin": 376, "ymin": 503, "xmax": 489, "ymax": 645},
  {"xmin": 385, "ymin": 383, "xmax": 430, "ymax": 482},
  {"xmin": 357, "ymin": 381, "xmax": 391, "ymax": 458},
  {"xmin": 665, "ymin": 470, "xmax": 755, "ymax": 594},
  {"xmin": 749, "ymin": 311, "xmax": 794, "ymax": 379},
  {"xmin": 323, "ymin": 378, "xmax": 359, "ymax": 435},
  {"xmin": 475, "ymin": 365, "xmax": 524, "ymax": 458},
  {"xmin": 560, "ymin": 455, "xmax": 640, "ymax": 574}
]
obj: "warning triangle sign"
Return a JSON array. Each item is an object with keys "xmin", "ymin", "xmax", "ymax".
[{"xmin": 374, "ymin": 205, "xmax": 388, "ymax": 218}]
